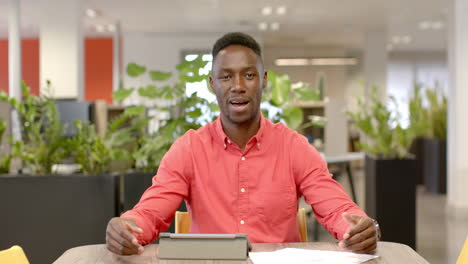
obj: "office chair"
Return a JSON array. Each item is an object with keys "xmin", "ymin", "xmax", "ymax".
[
  {"xmin": 0, "ymin": 245, "xmax": 30, "ymax": 264},
  {"xmin": 175, "ymin": 208, "xmax": 309, "ymax": 242},
  {"xmin": 457, "ymin": 236, "xmax": 468, "ymax": 264}
]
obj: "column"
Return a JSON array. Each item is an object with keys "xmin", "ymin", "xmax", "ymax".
[
  {"xmin": 363, "ymin": 30, "xmax": 388, "ymax": 98},
  {"xmin": 39, "ymin": 0, "xmax": 84, "ymax": 100},
  {"xmin": 8, "ymin": 0, "xmax": 21, "ymax": 99},
  {"xmin": 8, "ymin": 0, "xmax": 22, "ymax": 142},
  {"xmin": 447, "ymin": 0, "xmax": 468, "ymax": 262},
  {"xmin": 113, "ymin": 21, "xmax": 121, "ymax": 92}
]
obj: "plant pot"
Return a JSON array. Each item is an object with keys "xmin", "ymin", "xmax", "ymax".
[
  {"xmin": 0, "ymin": 174, "xmax": 119, "ymax": 264},
  {"xmin": 422, "ymin": 138, "xmax": 447, "ymax": 194},
  {"xmin": 365, "ymin": 155, "xmax": 417, "ymax": 249},
  {"xmin": 409, "ymin": 137, "xmax": 425, "ymax": 185}
]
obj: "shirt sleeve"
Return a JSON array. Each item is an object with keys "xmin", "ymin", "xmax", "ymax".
[
  {"xmin": 120, "ymin": 133, "xmax": 193, "ymax": 244},
  {"xmin": 291, "ymin": 135, "xmax": 367, "ymax": 240}
]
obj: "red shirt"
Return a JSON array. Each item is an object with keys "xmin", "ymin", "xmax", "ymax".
[{"xmin": 121, "ymin": 114, "xmax": 366, "ymax": 244}]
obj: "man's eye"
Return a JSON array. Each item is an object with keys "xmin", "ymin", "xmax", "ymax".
[
  {"xmin": 219, "ymin": 75, "xmax": 231, "ymax": 80},
  {"xmin": 245, "ymin": 73, "xmax": 255, "ymax": 79}
]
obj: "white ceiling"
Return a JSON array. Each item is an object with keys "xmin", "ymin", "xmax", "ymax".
[{"xmin": 0, "ymin": 0, "xmax": 450, "ymax": 52}]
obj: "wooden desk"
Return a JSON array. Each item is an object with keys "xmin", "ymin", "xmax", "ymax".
[{"xmin": 53, "ymin": 241, "xmax": 428, "ymax": 264}]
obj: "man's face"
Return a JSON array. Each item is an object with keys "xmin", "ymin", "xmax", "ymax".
[{"xmin": 209, "ymin": 45, "xmax": 267, "ymax": 126}]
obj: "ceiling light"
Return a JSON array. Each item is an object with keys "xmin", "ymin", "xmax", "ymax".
[
  {"xmin": 276, "ymin": 6, "xmax": 287, "ymax": 15},
  {"xmin": 275, "ymin": 58, "xmax": 358, "ymax": 66},
  {"xmin": 261, "ymin": 6, "xmax": 272, "ymax": 16},
  {"xmin": 387, "ymin": 44, "xmax": 394, "ymax": 51},
  {"xmin": 85, "ymin": 9, "xmax": 97, "ymax": 18},
  {"xmin": 270, "ymin": 22, "xmax": 280, "ymax": 31},
  {"xmin": 432, "ymin": 21, "xmax": 444, "ymax": 29},
  {"xmin": 95, "ymin": 25, "xmax": 105, "ymax": 33},
  {"xmin": 419, "ymin": 21, "xmax": 431, "ymax": 30},
  {"xmin": 401, "ymin": 35, "xmax": 412, "ymax": 44},
  {"xmin": 392, "ymin": 36, "xmax": 401, "ymax": 44},
  {"xmin": 258, "ymin": 22, "xmax": 268, "ymax": 31},
  {"xmin": 107, "ymin": 24, "xmax": 116, "ymax": 32}
]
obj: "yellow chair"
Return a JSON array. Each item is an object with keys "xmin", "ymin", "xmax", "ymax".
[
  {"xmin": 457, "ymin": 237, "xmax": 468, "ymax": 264},
  {"xmin": 175, "ymin": 208, "xmax": 309, "ymax": 242},
  {"xmin": 0, "ymin": 245, "xmax": 30, "ymax": 264}
]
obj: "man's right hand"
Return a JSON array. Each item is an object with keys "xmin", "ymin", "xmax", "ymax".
[{"xmin": 106, "ymin": 217, "xmax": 144, "ymax": 255}]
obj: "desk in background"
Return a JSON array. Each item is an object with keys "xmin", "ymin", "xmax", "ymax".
[{"xmin": 54, "ymin": 241, "xmax": 428, "ymax": 264}]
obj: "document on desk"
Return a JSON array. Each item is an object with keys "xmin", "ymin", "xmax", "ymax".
[{"xmin": 249, "ymin": 248, "xmax": 379, "ymax": 264}]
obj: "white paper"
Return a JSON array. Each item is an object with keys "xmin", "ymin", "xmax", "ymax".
[{"xmin": 249, "ymin": 248, "xmax": 379, "ymax": 264}]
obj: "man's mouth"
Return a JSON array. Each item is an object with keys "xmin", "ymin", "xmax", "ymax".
[{"xmin": 229, "ymin": 99, "xmax": 250, "ymax": 112}]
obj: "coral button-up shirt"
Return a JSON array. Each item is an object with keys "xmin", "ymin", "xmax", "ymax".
[{"xmin": 121, "ymin": 114, "xmax": 366, "ymax": 244}]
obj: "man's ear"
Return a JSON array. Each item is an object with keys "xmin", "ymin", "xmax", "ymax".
[
  {"xmin": 209, "ymin": 76, "xmax": 214, "ymax": 93},
  {"xmin": 262, "ymin": 70, "xmax": 268, "ymax": 90}
]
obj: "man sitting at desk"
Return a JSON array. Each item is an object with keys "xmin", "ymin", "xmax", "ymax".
[{"xmin": 106, "ymin": 32, "xmax": 380, "ymax": 256}]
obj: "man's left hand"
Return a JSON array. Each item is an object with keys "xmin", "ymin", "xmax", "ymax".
[{"xmin": 338, "ymin": 212, "xmax": 379, "ymax": 254}]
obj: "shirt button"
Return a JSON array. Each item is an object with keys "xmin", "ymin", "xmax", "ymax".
[
  {"xmin": 257, "ymin": 143, "xmax": 260, "ymax": 147},
  {"xmin": 241, "ymin": 156, "xmax": 246, "ymax": 161},
  {"xmin": 227, "ymin": 139, "xmax": 231, "ymax": 144},
  {"xmin": 223, "ymin": 144, "xmax": 226, "ymax": 148},
  {"xmin": 240, "ymin": 220, "xmax": 245, "ymax": 225},
  {"xmin": 240, "ymin": 188, "xmax": 245, "ymax": 193}
]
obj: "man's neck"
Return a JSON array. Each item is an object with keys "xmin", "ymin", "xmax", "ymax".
[{"xmin": 221, "ymin": 114, "xmax": 261, "ymax": 152}]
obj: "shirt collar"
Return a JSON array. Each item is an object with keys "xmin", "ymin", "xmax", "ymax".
[{"xmin": 213, "ymin": 113, "xmax": 267, "ymax": 150}]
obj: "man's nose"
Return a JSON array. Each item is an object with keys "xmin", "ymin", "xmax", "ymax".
[{"xmin": 231, "ymin": 75, "xmax": 246, "ymax": 93}]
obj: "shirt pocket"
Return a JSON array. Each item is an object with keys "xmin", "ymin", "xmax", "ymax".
[{"xmin": 258, "ymin": 185, "xmax": 297, "ymax": 226}]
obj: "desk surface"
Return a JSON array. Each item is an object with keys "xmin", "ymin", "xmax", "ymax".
[{"xmin": 53, "ymin": 241, "xmax": 428, "ymax": 264}]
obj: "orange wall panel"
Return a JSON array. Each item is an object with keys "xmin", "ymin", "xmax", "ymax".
[
  {"xmin": 85, "ymin": 38, "xmax": 113, "ymax": 104},
  {"xmin": 0, "ymin": 39, "xmax": 40, "ymax": 95}
]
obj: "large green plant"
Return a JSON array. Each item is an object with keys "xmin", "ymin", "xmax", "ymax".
[
  {"xmin": 346, "ymin": 87, "xmax": 414, "ymax": 159},
  {"xmin": 0, "ymin": 81, "xmax": 68, "ymax": 174},
  {"xmin": 262, "ymin": 71, "xmax": 323, "ymax": 130},
  {"xmin": 408, "ymin": 84, "xmax": 447, "ymax": 140},
  {"xmin": 114, "ymin": 56, "xmax": 215, "ymax": 172}
]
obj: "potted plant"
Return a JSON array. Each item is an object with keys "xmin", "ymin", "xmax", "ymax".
[
  {"xmin": 0, "ymin": 82, "xmax": 119, "ymax": 264},
  {"xmin": 0, "ymin": 116, "xmax": 10, "ymax": 174},
  {"xmin": 421, "ymin": 88, "xmax": 447, "ymax": 194},
  {"xmin": 346, "ymin": 87, "xmax": 417, "ymax": 249}
]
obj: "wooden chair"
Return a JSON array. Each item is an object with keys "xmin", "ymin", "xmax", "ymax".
[
  {"xmin": 0, "ymin": 245, "xmax": 30, "ymax": 264},
  {"xmin": 457, "ymin": 237, "xmax": 468, "ymax": 264},
  {"xmin": 175, "ymin": 208, "xmax": 309, "ymax": 242}
]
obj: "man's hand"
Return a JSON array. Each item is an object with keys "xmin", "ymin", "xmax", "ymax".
[
  {"xmin": 338, "ymin": 212, "xmax": 379, "ymax": 254},
  {"xmin": 106, "ymin": 217, "xmax": 145, "ymax": 255}
]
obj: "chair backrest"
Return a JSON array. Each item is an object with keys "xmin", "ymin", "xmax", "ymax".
[
  {"xmin": 175, "ymin": 208, "xmax": 309, "ymax": 242},
  {"xmin": 457, "ymin": 237, "xmax": 468, "ymax": 264},
  {"xmin": 0, "ymin": 245, "xmax": 30, "ymax": 264}
]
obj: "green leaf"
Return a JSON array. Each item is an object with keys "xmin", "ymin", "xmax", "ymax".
[
  {"xmin": 295, "ymin": 85, "xmax": 321, "ymax": 101},
  {"xmin": 149, "ymin": 71, "xmax": 172, "ymax": 81},
  {"xmin": 126, "ymin": 63, "xmax": 146, "ymax": 77},
  {"xmin": 282, "ymin": 107, "xmax": 303, "ymax": 130},
  {"xmin": 138, "ymin": 85, "xmax": 160, "ymax": 99},
  {"xmin": 187, "ymin": 108, "xmax": 202, "ymax": 118},
  {"xmin": 124, "ymin": 105, "xmax": 146, "ymax": 116},
  {"xmin": 270, "ymin": 74, "xmax": 291, "ymax": 106},
  {"xmin": 113, "ymin": 88, "xmax": 135, "ymax": 103}
]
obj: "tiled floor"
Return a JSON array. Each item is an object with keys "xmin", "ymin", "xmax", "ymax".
[{"xmin": 302, "ymin": 166, "xmax": 468, "ymax": 264}]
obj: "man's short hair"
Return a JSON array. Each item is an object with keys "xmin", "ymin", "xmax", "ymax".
[{"xmin": 212, "ymin": 32, "xmax": 262, "ymax": 60}]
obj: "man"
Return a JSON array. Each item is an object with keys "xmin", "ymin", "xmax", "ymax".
[{"xmin": 105, "ymin": 32, "xmax": 380, "ymax": 256}]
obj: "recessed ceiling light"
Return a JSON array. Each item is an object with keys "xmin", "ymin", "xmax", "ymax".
[
  {"xmin": 85, "ymin": 9, "xmax": 97, "ymax": 18},
  {"xmin": 261, "ymin": 6, "xmax": 272, "ymax": 16},
  {"xmin": 276, "ymin": 6, "xmax": 287, "ymax": 15},
  {"xmin": 275, "ymin": 58, "xmax": 357, "ymax": 66},
  {"xmin": 258, "ymin": 22, "xmax": 268, "ymax": 31},
  {"xmin": 271, "ymin": 22, "xmax": 280, "ymax": 31},
  {"xmin": 432, "ymin": 21, "xmax": 444, "ymax": 29},
  {"xmin": 95, "ymin": 25, "xmax": 105, "ymax": 32},
  {"xmin": 107, "ymin": 24, "xmax": 116, "ymax": 32},
  {"xmin": 401, "ymin": 35, "xmax": 412, "ymax": 44},
  {"xmin": 387, "ymin": 44, "xmax": 394, "ymax": 51},
  {"xmin": 419, "ymin": 21, "xmax": 431, "ymax": 30},
  {"xmin": 392, "ymin": 36, "xmax": 401, "ymax": 44}
]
